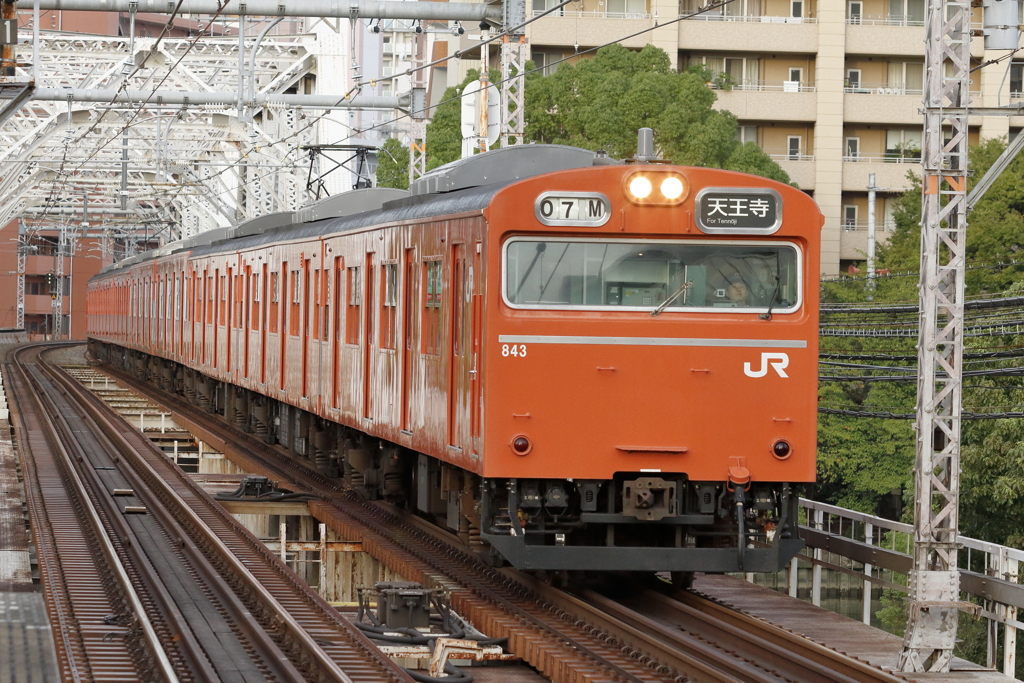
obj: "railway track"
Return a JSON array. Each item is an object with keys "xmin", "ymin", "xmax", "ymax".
[
  {"xmin": 6, "ymin": 344, "xmax": 410, "ymax": 683},
  {"xmin": 92, "ymin": 352, "xmax": 912, "ymax": 683}
]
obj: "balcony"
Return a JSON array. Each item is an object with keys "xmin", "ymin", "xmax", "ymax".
[
  {"xmin": 844, "ymin": 88, "xmax": 921, "ymax": 124},
  {"xmin": 714, "ymin": 86, "xmax": 816, "ymax": 121},
  {"xmin": 841, "ymin": 155, "xmax": 919, "ymax": 192},
  {"xmin": 528, "ymin": 12, "xmax": 652, "ymax": 48},
  {"xmin": 770, "ymin": 155, "xmax": 816, "ymax": 190},
  {"xmin": 677, "ymin": 15, "xmax": 818, "ymax": 53},
  {"xmin": 839, "ymin": 222, "xmax": 896, "ymax": 261},
  {"xmin": 845, "ymin": 17, "xmax": 984, "ymax": 57},
  {"xmin": 24, "ymin": 294, "xmax": 60, "ymax": 316},
  {"xmin": 844, "ymin": 21, "xmax": 924, "ymax": 56}
]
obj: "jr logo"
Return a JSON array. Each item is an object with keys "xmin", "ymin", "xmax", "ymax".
[{"xmin": 744, "ymin": 352, "xmax": 790, "ymax": 378}]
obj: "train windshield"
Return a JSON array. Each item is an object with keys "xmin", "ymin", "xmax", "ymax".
[{"xmin": 503, "ymin": 238, "xmax": 800, "ymax": 312}]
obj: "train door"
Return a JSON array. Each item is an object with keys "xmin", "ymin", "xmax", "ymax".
[
  {"xmin": 332, "ymin": 257, "xmax": 343, "ymax": 409},
  {"xmin": 401, "ymin": 248, "xmax": 416, "ymax": 431},
  {"xmin": 302, "ymin": 259, "xmax": 311, "ymax": 398},
  {"xmin": 213, "ymin": 269, "xmax": 220, "ymax": 369},
  {"xmin": 447, "ymin": 244, "xmax": 470, "ymax": 450},
  {"xmin": 261, "ymin": 263, "xmax": 268, "ymax": 385},
  {"xmin": 362, "ymin": 252, "xmax": 375, "ymax": 420},
  {"xmin": 470, "ymin": 243, "xmax": 482, "ymax": 455},
  {"xmin": 280, "ymin": 263, "xmax": 288, "ymax": 391},
  {"xmin": 244, "ymin": 266, "xmax": 251, "ymax": 379},
  {"xmin": 226, "ymin": 266, "xmax": 234, "ymax": 374}
]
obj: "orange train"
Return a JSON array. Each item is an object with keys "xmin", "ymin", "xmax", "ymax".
[{"xmin": 88, "ymin": 142, "xmax": 822, "ymax": 575}]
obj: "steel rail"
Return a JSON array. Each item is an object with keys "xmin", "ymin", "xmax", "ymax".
[
  {"xmin": 48, "ymin": 354, "xmax": 411, "ymax": 683},
  {"xmin": 28, "ymin": 356, "xmax": 307, "ymax": 682},
  {"xmin": 96, "ymin": 358, "xmax": 679, "ymax": 683},
  {"xmin": 8, "ymin": 345, "xmax": 178, "ymax": 682}
]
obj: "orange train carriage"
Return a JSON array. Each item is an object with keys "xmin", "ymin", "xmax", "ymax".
[{"xmin": 87, "ymin": 143, "xmax": 822, "ymax": 575}]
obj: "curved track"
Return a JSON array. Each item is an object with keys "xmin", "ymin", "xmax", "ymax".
[
  {"xmin": 95, "ymin": 350, "xmax": 913, "ymax": 683},
  {"xmin": 6, "ymin": 344, "xmax": 411, "ymax": 683}
]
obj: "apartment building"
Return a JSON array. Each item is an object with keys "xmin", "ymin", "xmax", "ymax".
[{"xmin": 525, "ymin": 0, "xmax": 1012, "ymax": 274}]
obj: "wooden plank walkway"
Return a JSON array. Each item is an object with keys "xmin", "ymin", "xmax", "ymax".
[{"xmin": 694, "ymin": 573, "xmax": 1017, "ymax": 682}]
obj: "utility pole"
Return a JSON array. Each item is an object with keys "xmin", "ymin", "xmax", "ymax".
[
  {"xmin": 15, "ymin": 226, "xmax": 25, "ymax": 331},
  {"xmin": 866, "ymin": 173, "xmax": 877, "ymax": 301},
  {"xmin": 898, "ymin": 0, "xmax": 971, "ymax": 671},
  {"xmin": 408, "ymin": 29, "xmax": 427, "ymax": 185},
  {"xmin": 478, "ymin": 28, "xmax": 489, "ymax": 154},
  {"xmin": 52, "ymin": 225, "xmax": 65, "ymax": 340},
  {"xmin": 900, "ymin": 0, "xmax": 1022, "ymax": 670},
  {"xmin": 499, "ymin": 0, "xmax": 527, "ymax": 147}
]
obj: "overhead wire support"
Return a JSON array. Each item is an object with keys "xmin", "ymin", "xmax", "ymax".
[{"xmin": 898, "ymin": 0, "xmax": 972, "ymax": 670}]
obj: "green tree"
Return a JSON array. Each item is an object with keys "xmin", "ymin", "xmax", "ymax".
[
  {"xmin": 425, "ymin": 69, "xmax": 492, "ymax": 171},
  {"xmin": 524, "ymin": 44, "xmax": 790, "ymax": 182},
  {"xmin": 376, "ymin": 137, "xmax": 409, "ymax": 190},
  {"xmin": 424, "ymin": 46, "xmax": 790, "ymax": 182}
]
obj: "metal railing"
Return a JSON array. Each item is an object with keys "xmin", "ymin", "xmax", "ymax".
[
  {"xmin": 840, "ymin": 220, "xmax": 898, "ymax": 232},
  {"xmin": 680, "ymin": 13, "xmax": 818, "ymax": 23},
  {"xmin": 531, "ymin": 9, "xmax": 651, "ymax": 19},
  {"xmin": 842, "ymin": 153, "xmax": 921, "ymax": 163},
  {"xmin": 768, "ymin": 152, "xmax": 815, "ymax": 162},
  {"xmin": 844, "ymin": 83, "xmax": 923, "ymax": 96},
  {"xmin": 757, "ymin": 499, "xmax": 1023, "ymax": 675},
  {"xmin": 846, "ymin": 15, "xmax": 925, "ymax": 26},
  {"xmin": 712, "ymin": 81, "xmax": 817, "ymax": 92}
]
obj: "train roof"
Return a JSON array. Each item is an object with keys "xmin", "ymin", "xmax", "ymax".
[{"xmin": 94, "ymin": 145, "xmax": 609, "ymax": 277}]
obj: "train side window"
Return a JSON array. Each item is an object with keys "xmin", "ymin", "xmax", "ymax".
[
  {"xmin": 252, "ymin": 272, "xmax": 261, "ymax": 330},
  {"xmin": 321, "ymin": 269, "xmax": 330, "ymax": 341},
  {"xmin": 334, "ymin": 257, "xmax": 344, "ymax": 343},
  {"xmin": 289, "ymin": 268, "xmax": 301, "ymax": 336},
  {"xmin": 380, "ymin": 263, "xmax": 398, "ymax": 350},
  {"xmin": 219, "ymin": 274, "xmax": 226, "ymax": 325},
  {"xmin": 311, "ymin": 268, "xmax": 320, "ymax": 339},
  {"xmin": 269, "ymin": 271, "xmax": 279, "ymax": 333},
  {"xmin": 421, "ymin": 260, "xmax": 442, "ymax": 355},
  {"xmin": 346, "ymin": 266, "xmax": 361, "ymax": 344},
  {"xmin": 235, "ymin": 274, "xmax": 244, "ymax": 328}
]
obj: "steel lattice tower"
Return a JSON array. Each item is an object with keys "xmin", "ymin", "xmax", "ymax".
[{"xmin": 899, "ymin": 0, "xmax": 971, "ymax": 670}]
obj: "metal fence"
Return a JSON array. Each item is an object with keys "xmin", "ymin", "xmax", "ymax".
[{"xmin": 751, "ymin": 499, "xmax": 1022, "ymax": 675}]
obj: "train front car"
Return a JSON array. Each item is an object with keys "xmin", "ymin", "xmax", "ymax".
[{"xmin": 480, "ymin": 164, "xmax": 821, "ymax": 574}]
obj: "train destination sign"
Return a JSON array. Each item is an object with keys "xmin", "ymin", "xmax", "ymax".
[
  {"xmin": 695, "ymin": 187, "xmax": 782, "ymax": 235},
  {"xmin": 535, "ymin": 192, "xmax": 611, "ymax": 227}
]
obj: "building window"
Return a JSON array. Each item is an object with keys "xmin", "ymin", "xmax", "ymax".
[
  {"xmin": 885, "ymin": 129, "xmax": 922, "ymax": 160},
  {"xmin": 791, "ymin": 0, "xmax": 803, "ymax": 17},
  {"xmin": 737, "ymin": 125, "xmax": 758, "ymax": 144},
  {"xmin": 888, "ymin": 0, "xmax": 924, "ymax": 25},
  {"xmin": 886, "ymin": 61, "xmax": 924, "ymax": 94},
  {"xmin": 1011, "ymin": 61, "xmax": 1024, "ymax": 97},
  {"xmin": 606, "ymin": 0, "xmax": 646, "ymax": 17},
  {"xmin": 846, "ymin": 69, "xmax": 862, "ymax": 91},
  {"xmin": 848, "ymin": 0, "xmax": 862, "ymax": 23},
  {"xmin": 843, "ymin": 205, "xmax": 858, "ymax": 230},
  {"xmin": 787, "ymin": 135, "xmax": 802, "ymax": 160},
  {"xmin": 532, "ymin": 0, "xmax": 565, "ymax": 15},
  {"xmin": 845, "ymin": 137, "xmax": 860, "ymax": 160}
]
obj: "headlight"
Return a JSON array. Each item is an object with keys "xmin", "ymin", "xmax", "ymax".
[
  {"xmin": 628, "ymin": 176, "xmax": 652, "ymax": 199},
  {"xmin": 624, "ymin": 170, "xmax": 688, "ymax": 206}
]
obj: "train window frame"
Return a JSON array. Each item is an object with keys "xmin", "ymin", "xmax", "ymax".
[
  {"xmin": 501, "ymin": 236, "xmax": 803, "ymax": 314},
  {"xmin": 380, "ymin": 263, "xmax": 399, "ymax": 350},
  {"xmin": 346, "ymin": 266, "xmax": 361, "ymax": 345},
  {"xmin": 421, "ymin": 259, "xmax": 443, "ymax": 356}
]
